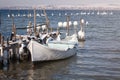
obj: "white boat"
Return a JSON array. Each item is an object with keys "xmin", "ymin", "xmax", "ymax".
[{"xmin": 27, "ymin": 39, "xmax": 78, "ymax": 62}]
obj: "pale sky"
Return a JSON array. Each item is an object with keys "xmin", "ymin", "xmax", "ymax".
[{"xmin": 0, "ymin": 0, "xmax": 120, "ymax": 8}]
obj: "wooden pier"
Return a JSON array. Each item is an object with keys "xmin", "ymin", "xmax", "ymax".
[{"xmin": 0, "ymin": 33, "xmax": 30, "ymax": 66}]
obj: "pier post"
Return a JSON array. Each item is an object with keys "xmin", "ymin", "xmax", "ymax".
[
  {"xmin": 2, "ymin": 36, "xmax": 10, "ymax": 66},
  {"xmin": 0, "ymin": 33, "xmax": 1, "ymax": 44},
  {"xmin": 34, "ymin": 8, "xmax": 36, "ymax": 36},
  {"xmin": 0, "ymin": 33, "xmax": 2, "ymax": 57},
  {"xmin": 0, "ymin": 35, "xmax": 4, "ymax": 64},
  {"xmin": 16, "ymin": 43, "xmax": 20, "ymax": 60},
  {"xmin": 0, "ymin": 36, "xmax": 4, "ymax": 57},
  {"xmin": 67, "ymin": 16, "xmax": 70, "ymax": 36}
]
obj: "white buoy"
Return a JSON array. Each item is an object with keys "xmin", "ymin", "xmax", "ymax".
[
  {"xmin": 110, "ymin": 12, "xmax": 113, "ymax": 15},
  {"xmin": 65, "ymin": 13, "xmax": 67, "ymax": 16},
  {"xmin": 36, "ymin": 13, "xmax": 40, "ymax": 17},
  {"xmin": 28, "ymin": 13, "xmax": 32, "ymax": 17},
  {"xmin": 81, "ymin": 19, "xmax": 85, "ymax": 24},
  {"xmin": 86, "ymin": 21, "xmax": 89, "ymax": 26},
  {"xmin": 51, "ymin": 13, "xmax": 54, "ymax": 16},
  {"xmin": 73, "ymin": 21, "xmax": 78, "ymax": 34},
  {"xmin": 63, "ymin": 22, "xmax": 67, "ymax": 27},
  {"xmin": 91, "ymin": 12, "xmax": 94, "ymax": 15},
  {"xmin": 12, "ymin": 14, "xmax": 14, "ymax": 17},
  {"xmin": 73, "ymin": 21, "xmax": 78, "ymax": 26},
  {"xmin": 87, "ymin": 12, "xmax": 90, "ymax": 15},
  {"xmin": 59, "ymin": 13, "xmax": 61, "ymax": 16},
  {"xmin": 97, "ymin": 11, "xmax": 100, "ymax": 15},
  {"xmin": 76, "ymin": 13, "xmax": 79, "ymax": 15},
  {"xmin": 23, "ymin": 14, "xmax": 26, "ymax": 17},
  {"xmin": 18, "ymin": 13, "xmax": 20, "ymax": 17},
  {"xmin": 8, "ymin": 14, "xmax": 10, "ymax": 17},
  {"xmin": 58, "ymin": 22, "xmax": 63, "ymax": 27}
]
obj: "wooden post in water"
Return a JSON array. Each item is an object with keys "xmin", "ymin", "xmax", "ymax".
[
  {"xmin": 12, "ymin": 24, "xmax": 16, "ymax": 41},
  {"xmin": 34, "ymin": 8, "xmax": 36, "ymax": 36},
  {"xmin": 11, "ymin": 16, "xmax": 14, "ymax": 28},
  {"xmin": 0, "ymin": 36, "xmax": 4, "ymax": 58},
  {"xmin": 67, "ymin": 16, "xmax": 70, "ymax": 36},
  {"xmin": 0, "ymin": 34, "xmax": 1, "ymax": 63},
  {"xmin": 0, "ymin": 33, "xmax": 2, "ymax": 58},
  {"xmin": 4, "ymin": 37, "xmax": 10, "ymax": 64},
  {"xmin": 0, "ymin": 33, "xmax": 1, "ymax": 44},
  {"xmin": 0, "ymin": 13, "xmax": 1, "ymax": 25}
]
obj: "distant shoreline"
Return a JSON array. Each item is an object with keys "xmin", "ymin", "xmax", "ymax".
[{"xmin": 0, "ymin": 6, "xmax": 120, "ymax": 10}]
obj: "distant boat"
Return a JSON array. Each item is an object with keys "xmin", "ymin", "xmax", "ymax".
[
  {"xmin": 76, "ymin": 13, "xmax": 79, "ymax": 15},
  {"xmin": 41, "ymin": 13, "xmax": 45, "ymax": 16},
  {"xmin": 36, "ymin": 13, "xmax": 40, "ymax": 17},
  {"xmin": 12, "ymin": 14, "xmax": 14, "ymax": 17},
  {"xmin": 23, "ymin": 14, "xmax": 26, "ymax": 17},
  {"xmin": 59, "ymin": 13, "xmax": 61, "ymax": 16},
  {"xmin": 18, "ymin": 13, "xmax": 20, "ymax": 17},
  {"xmin": 51, "ymin": 13, "xmax": 54, "ymax": 16},
  {"xmin": 97, "ymin": 11, "xmax": 100, "ymax": 15},
  {"xmin": 109, "ymin": 12, "xmax": 113, "ymax": 15},
  {"xmin": 65, "ymin": 13, "xmax": 67, "ymax": 16},
  {"xmin": 27, "ymin": 13, "xmax": 32, "ymax": 17}
]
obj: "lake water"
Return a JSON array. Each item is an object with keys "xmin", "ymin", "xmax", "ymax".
[{"xmin": 0, "ymin": 9, "xmax": 120, "ymax": 80}]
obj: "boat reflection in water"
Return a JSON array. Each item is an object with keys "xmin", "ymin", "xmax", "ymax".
[
  {"xmin": 0, "ymin": 56, "xmax": 77, "ymax": 80},
  {"xmin": 79, "ymin": 41, "xmax": 85, "ymax": 48}
]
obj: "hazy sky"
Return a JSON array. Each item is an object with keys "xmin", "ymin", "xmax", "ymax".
[{"xmin": 0, "ymin": 0, "xmax": 120, "ymax": 8}]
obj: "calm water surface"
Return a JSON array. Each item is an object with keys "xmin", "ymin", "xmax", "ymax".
[{"xmin": 0, "ymin": 10, "xmax": 120, "ymax": 80}]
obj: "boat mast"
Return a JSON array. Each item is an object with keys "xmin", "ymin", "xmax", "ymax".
[
  {"xmin": 11, "ymin": 15, "xmax": 16, "ymax": 41},
  {"xmin": 43, "ymin": 8, "xmax": 49, "ymax": 33}
]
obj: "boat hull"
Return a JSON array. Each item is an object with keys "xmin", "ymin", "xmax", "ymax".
[{"xmin": 27, "ymin": 40, "xmax": 77, "ymax": 62}]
